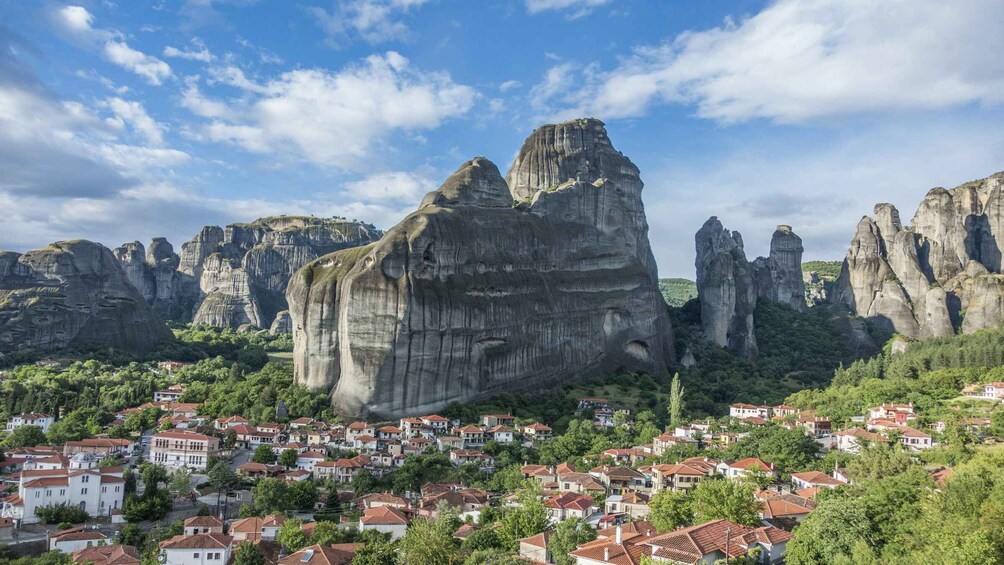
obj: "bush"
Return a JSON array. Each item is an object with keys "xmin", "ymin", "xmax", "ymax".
[{"xmin": 34, "ymin": 503, "xmax": 89, "ymax": 525}]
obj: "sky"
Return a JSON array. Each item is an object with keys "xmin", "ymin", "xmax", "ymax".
[{"xmin": 2, "ymin": 0, "xmax": 1004, "ymax": 278}]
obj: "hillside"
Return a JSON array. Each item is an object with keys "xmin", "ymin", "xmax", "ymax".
[
  {"xmin": 801, "ymin": 260, "xmax": 842, "ymax": 281},
  {"xmin": 659, "ymin": 278, "xmax": 698, "ymax": 307}
]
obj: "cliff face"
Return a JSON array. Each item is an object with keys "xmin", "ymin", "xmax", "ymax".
[
  {"xmin": 288, "ymin": 119, "xmax": 674, "ymax": 419},
  {"xmin": 0, "ymin": 240, "xmax": 172, "ymax": 353},
  {"xmin": 115, "ymin": 217, "xmax": 381, "ymax": 328},
  {"xmin": 695, "ymin": 220, "xmax": 806, "ymax": 358},
  {"xmin": 834, "ymin": 171, "xmax": 1004, "ymax": 338}
]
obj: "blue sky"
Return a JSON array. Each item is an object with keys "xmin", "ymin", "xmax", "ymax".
[{"xmin": 2, "ymin": 0, "xmax": 1003, "ymax": 277}]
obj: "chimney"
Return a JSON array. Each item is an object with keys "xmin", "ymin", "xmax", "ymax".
[
  {"xmin": 616, "ymin": 525, "xmax": 622, "ymax": 545},
  {"xmin": 604, "ymin": 547, "xmax": 610, "ymax": 562}
]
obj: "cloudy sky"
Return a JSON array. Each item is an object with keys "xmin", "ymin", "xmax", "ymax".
[{"xmin": 2, "ymin": 0, "xmax": 1003, "ymax": 278}]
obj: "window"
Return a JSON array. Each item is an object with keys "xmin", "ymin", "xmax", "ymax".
[
  {"xmin": 102, "ymin": 487, "xmax": 107, "ymax": 493},
  {"xmin": 115, "ymin": 486, "xmax": 120, "ymax": 492},
  {"xmin": 81, "ymin": 475, "xmax": 90, "ymax": 483},
  {"xmin": 194, "ymin": 553, "xmax": 200, "ymax": 558}
]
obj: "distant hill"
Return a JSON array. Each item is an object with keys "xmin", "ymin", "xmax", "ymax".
[
  {"xmin": 659, "ymin": 278, "xmax": 698, "ymax": 307},
  {"xmin": 801, "ymin": 260, "xmax": 842, "ymax": 281}
]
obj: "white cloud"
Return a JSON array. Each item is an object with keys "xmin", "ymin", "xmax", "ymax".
[
  {"xmin": 193, "ymin": 52, "xmax": 476, "ymax": 169},
  {"xmin": 54, "ymin": 5, "xmax": 173, "ymax": 85},
  {"xmin": 498, "ymin": 80, "xmax": 522, "ymax": 92},
  {"xmin": 535, "ymin": 0, "xmax": 1004, "ymax": 123},
  {"xmin": 309, "ymin": 0, "xmax": 428, "ymax": 46},
  {"xmin": 180, "ymin": 77, "xmax": 234, "ymax": 119},
  {"xmin": 342, "ymin": 170, "xmax": 436, "ymax": 202},
  {"xmin": 104, "ymin": 97, "xmax": 165, "ymax": 144},
  {"xmin": 163, "ymin": 39, "xmax": 214, "ymax": 62},
  {"xmin": 525, "ymin": 0, "xmax": 612, "ymax": 18}
]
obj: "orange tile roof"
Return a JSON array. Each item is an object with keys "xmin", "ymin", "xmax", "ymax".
[
  {"xmin": 160, "ymin": 533, "xmax": 233, "ymax": 549},
  {"xmin": 360, "ymin": 506, "xmax": 408, "ymax": 525}
]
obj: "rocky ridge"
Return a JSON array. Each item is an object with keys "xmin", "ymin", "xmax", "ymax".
[
  {"xmin": 834, "ymin": 171, "xmax": 1004, "ymax": 338},
  {"xmin": 695, "ymin": 219, "xmax": 806, "ymax": 358},
  {"xmin": 116, "ymin": 216, "xmax": 380, "ymax": 329},
  {"xmin": 288, "ymin": 118, "xmax": 675, "ymax": 419},
  {"xmin": 0, "ymin": 240, "xmax": 172, "ymax": 353}
]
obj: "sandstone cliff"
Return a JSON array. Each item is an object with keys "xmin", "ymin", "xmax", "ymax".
[
  {"xmin": 116, "ymin": 217, "xmax": 380, "ymax": 329},
  {"xmin": 695, "ymin": 220, "xmax": 806, "ymax": 358},
  {"xmin": 288, "ymin": 119, "xmax": 674, "ymax": 419},
  {"xmin": 0, "ymin": 240, "xmax": 172, "ymax": 353},
  {"xmin": 834, "ymin": 171, "xmax": 1004, "ymax": 338}
]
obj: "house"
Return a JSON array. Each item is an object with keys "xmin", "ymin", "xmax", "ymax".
[
  {"xmin": 523, "ymin": 423, "xmax": 553, "ymax": 441},
  {"xmin": 719, "ymin": 458, "xmax": 775, "ymax": 481},
  {"xmin": 557, "ymin": 472, "xmax": 606, "ymax": 495},
  {"xmin": 345, "ymin": 422, "xmax": 376, "ymax": 443},
  {"xmin": 592, "ymin": 465, "xmax": 646, "ymax": 494},
  {"xmin": 522, "ymin": 464, "xmax": 557, "ymax": 484},
  {"xmin": 519, "ymin": 531, "xmax": 553, "ymax": 564},
  {"xmin": 154, "ymin": 384, "xmax": 186, "ymax": 402},
  {"xmin": 570, "ymin": 526, "xmax": 654, "ymax": 565},
  {"xmin": 230, "ymin": 515, "xmax": 284, "ymax": 542},
  {"xmin": 546, "ymin": 492, "xmax": 597, "ymax": 522},
  {"xmin": 867, "ymin": 403, "xmax": 917, "ymax": 422},
  {"xmin": 356, "ymin": 492, "xmax": 409, "ymax": 510},
  {"xmin": 158, "ymin": 532, "xmax": 233, "ymax": 565},
  {"xmin": 482, "ymin": 414, "xmax": 516, "ymax": 428},
  {"xmin": 236, "ymin": 462, "xmax": 282, "ymax": 478},
  {"xmin": 436, "ymin": 436, "xmax": 464, "ymax": 451},
  {"xmin": 729, "ymin": 404, "xmax": 771, "ymax": 420},
  {"xmin": 214, "ymin": 416, "xmax": 249, "ymax": 430},
  {"xmin": 896, "ymin": 426, "xmax": 934, "ymax": 450},
  {"xmin": 63, "ymin": 438, "xmax": 135, "ymax": 457},
  {"xmin": 772, "ymin": 404, "xmax": 799, "ymax": 418},
  {"xmin": 455, "ymin": 425, "xmax": 485, "ymax": 447},
  {"xmin": 485, "ymin": 425, "xmax": 515, "ymax": 444},
  {"xmin": 359, "ymin": 506, "xmax": 409, "ymax": 540},
  {"xmin": 184, "ymin": 516, "xmax": 224, "ymax": 536},
  {"xmin": 3, "ymin": 447, "xmax": 67, "ymax": 471},
  {"xmin": 48, "ymin": 528, "xmax": 109, "ymax": 553},
  {"xmin": 652, "ymin": 433, "xmax": 696, "ymax": 456},
  {"xmin": 8, "ymin": 464, "xmax": 126, "ymax": 523},
  {"xmin": 150, "ymin": 431, "xmax": 220, "ymax": 471},
  {"xmin": 578, "ymin": 398, "xmax": 610, "ymax": 410},
  {"xmin": 646, "ymin": 519, "xmax": 792, "ymax": 564},
  {"xmin": 376, "ymin": 426, "xmax": 403, "ymax": 440},
  {"xmin": 279, "ymin": 544, "xmax": 361, "ymax": 565},
  {"xmin": 325, "ymin": 455, "xmax": 369, "ymax": 483},
  {"xmin": 601, "ymin": 448, "xmax": 648, "ymax": 466},
  {"xmin": 296, "ymin": 451, "xmax": 327, "ymax": 473},
  {"xmin": 449, "ymin": 450, "xmax": 494, "ymax": 467},
  {"xmin": 978, "ymin": 382, "xmax": 1004, "ymax": 402},
  {"xmin": 288, "ymin": 417, "xmax": 316, "ymax": 429},
  {"xmin": 790, "ymin": 471, "xmax": 847, "ymax": 490},
  {"xmin": 834, "ymin": 427, "xmax": 889, "ymax": 453},
  {"xmin": 418, "ymin": 415, "xmax": 449, "ymax": 435},
  {"xmin": 6, "ymin": 413, "xmax": 54, "ymax": 434},
  {"xmin": 605, "ymin": 490, "xmax": 651, "ymax": 519},
  {"xmin": 71, "ymin": 545, "xmax": 140, "ymax": 565},
  {"xmin": 796, "ymin": 417, "xmax": 832, "ymax": 437},
  {"xmin": 232, "ymin": 425, "xmax": 279, "ymax": 449},
  {"xmin": 758, "ymin": 492, "xmax": 817, "ymax": 524},
  {"xmin": 159, "ymin": 361, "xmax": 189, "ymax": 373},
  {"xmin": 399, "ymin": 418, "xmax": 424, "ymax": 437},
  {"xmin": 419, "ymin": 488, "xmax": 489, "ymax": 520},
  {"xmin": 650, "ymin": 463, "xmax": 706, "ymax": 492}
]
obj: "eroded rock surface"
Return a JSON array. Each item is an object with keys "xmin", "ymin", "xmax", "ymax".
[
  {"xmin": 289, "ymin": 119, "xmax": 674, "ymax": 419},
  {"xmin": 834, "ymin": 171, "xmax": 1004, "ymax": 338},
  {"xmin": 116, "ymin": 217, "xmax": 380, "ymax": 328},
  {"xmin": 0, "ymin": 240, "xmax": 172, "ymax": 353},
  {"xmin": 695, "ymin": 220, "xmax": 807, "ymax": 358}
]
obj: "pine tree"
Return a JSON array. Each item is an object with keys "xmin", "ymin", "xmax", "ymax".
[{"xmin": 669, "ymin": 372, "xmax": 685, "ymax": 429}]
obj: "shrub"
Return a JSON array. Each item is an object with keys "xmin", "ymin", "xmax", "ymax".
[{"xmin": 34, "ymin": 503, "xmax": 89, "ymax": 525}]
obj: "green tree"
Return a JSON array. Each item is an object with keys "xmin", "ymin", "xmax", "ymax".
[
  {"xmin": 140, "ymin": 463, "xmax": 168, "ymax": 494},
  {"xmin": 115, "ymin": 523, "xmax": 145, "ymax": 547},
  {"xmin": 463, "ymin": 549, "xmax": 527, "ymax": 565},
  {"xmin": 279, "ymin": 448, "xmax": 298, "ymax": 469},
  {"xmin": 785, "ymin": 497, "xmax": 871, "ymax": 565},
  {"xmin": 288, "ymin": 479, "xmax": 318, "ymax": 511},
  {"xmin": 547, "ymin": 518, "xmax": 596, "ymax": 565},
  {"xmin": 353, "ymin": 538, "xmax": 398, "ymax": 565},
  {"xmin": 2, "ymin": 425, "xmax": 47, "ymax": 448},
  {"xmin": 648, "ymin": 489, "xmax": 694, "ymax": 532},
  {"xmin": 251, "ymin": 477, "xmax": 289, "ymax": 515},
  {"xmin": 724, "ymin": 426, "xmax": 819, "ymax": 474},
  {"xmin": 233, "ymin": 541, "xmax": 267, "ymax": 565},
  {"xmin": 399, "ymin": 514, "xmax": 458, "ymax": 565},
  {"xmin": 669, "ymin": 373, "xmax": 685, "ymax": 428},
  {"xmin": 276, "ymin": 518, "xmax": 308, "ymax": 553},
  {"xmin": 208, "ymin": 460, "xmax": 238, "ymax": 492},
  {"xmin": 252, "ymin": 444, "xmax": 277, "ymax": 464},
  {"xmin": 460, "ymin": 528, "xmax": 503, "ymax": 553},
  {"xmin": 497, "ymin": 487, "xmax": 550, "ymax": 550},
  {"xmin": 691, "ymin": 479, "xmax": 759, "ymax": 527},
  {"xmin": 224, "ymin": 428, "xmax": 238, "ymax": 450},
  {"xmin": 168, "ymin": 467, "xmax": 192, "ymax": 499}
]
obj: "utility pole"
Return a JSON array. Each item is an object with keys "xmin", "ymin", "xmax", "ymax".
[{"xmin": 725, "ymin": 527, "xmax": 731, "ymax": 565}]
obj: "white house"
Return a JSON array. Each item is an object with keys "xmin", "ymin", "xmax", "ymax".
[
  {"xmin": 4, "ymin": 458, "xmax": 125, "ymax": 523},
  {"xmin": 150, "ymin": 431, "xmax": 220, "ymax": 471},
  {"xmin": 48, "ymin": 528, "xmax": 109, "ymax": 553},
  {"xmin": 729, "ymin": 404, "xmax": 771, "ymax": 420},
  {"xmin": 359, "ymin": 506, "xmax": 408, "ymax": 540},
  {"xmin": 296, "ymin": 451, "xmax": 326, "ymax": 473},
  {"xmin": 897, "ymin": 426, "xmax": 934, "ymax": 451},
  {"xmin": 158, "ymin": 533, "xmax": 233, "ymax": 565},
  {"xmin": 6, "ymin": 413, "xmax": 54, "ymax": 434}
]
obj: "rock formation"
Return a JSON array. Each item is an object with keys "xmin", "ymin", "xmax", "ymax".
[
  {"xmin": 270, "ymin": 310, "xmax": 292, "ymax": 335},
  {"xmin": 115, "ymin": 217, "xmax": 380, "ymax": 329},
  {"xmin": 288, "ymin": 118, "xmax": 674, "ymax": 419},
  {"xmin": 0, "ymin": 240, "xmax": 173, "ymax": 353},
  {"xmin": 834, "ymin": 171, "xmax": 1004, "ymax": 338},
  {"xmin": 695, "ymin": 220, "xmax": 807, "ymax": 358}
]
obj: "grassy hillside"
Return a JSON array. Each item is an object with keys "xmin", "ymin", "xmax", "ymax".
[
  {"xmin": 659, "ymin": 278, "xmax": 698, "ymax": 307},
  {"xmin": 802, "ymin": 260, "xmax": 842, "ymax": 280}
]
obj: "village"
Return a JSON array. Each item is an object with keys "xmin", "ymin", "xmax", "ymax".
[{"xmin": 1, "ymin": 364, "xmax": 996, "ymax": 565}]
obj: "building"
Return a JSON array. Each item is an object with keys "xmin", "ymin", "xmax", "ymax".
[
  {"xmin": 359, "ymin": 506, "xmax": 409, "ymax": 540},
  {"xmin": 154, "ymin": 384, "xmax": 186, "ymax": 403},
  {"xmin": 729, "ymin": 404, "xmax": 771, "ymax": 420},
  {"xmin": 63, "ymin": 438, "xmax": 135, "ymax": 457},
  {"xmin": 158, "ymin": 533, "xmax": 233, "ymax": 565},
  {"xmin": 570, "ymin": 526, "xmax": 654, "ymax": 565},
  {"xmin": 4, "ymin": 461, "xmax": 126, "ymax": 523},
  {"xmin": 296, "ymin": 451, "xmax": 327, "ymax": 473},
  {"xmin": 482, "ymin": 414, "xmax": 516, "ymax": 428},
  {"xmin": 546, "ymin": 492, "xmax": 597, "ymax": 522},
  {"xmin": 6, "ymin": 413, "xmax": 54, "ymax": 434},
  {"xmin": 48, "ymin": 528, "xmax": 109, "ymax": 553},
  {"xmin": 519, "ymin": 531, "xmax": 553, "ymax": 564},
  {"xmin": 791, "ymin": 471, "xmax": 848, "ymax": 491},
  {"xmin": 834, "ymin": 427, "xmax": 889, "ymax": 453},
  {"xmin": 184, "ymin": 516, "xmax": 225, "ymax": 536},
  {"xmin": 646, "ymin": 519, "xmax": 792, "ymax": 564},
  {"xmin": 758, "ymin": 492, "xmax": 817, "ymax": 524},
  {"xmin": 150, "ymin": 431, "xmax": 220, "ymax": 471},
  {"xmin": 605, "ymin": 490, "xmax": 651, "ymax": 519},
  {"xmin": 214, "ymin": 416, "xmax": 249, "ymax": 430},
  {"xmin": 523, "ymin": 423, "xmax": 553, "ymax": 441},
  {"xmin": 279, "ymin": 544, "xmax": 361, "ymax": 565},
  {"xmin": 650, "ymin": 463, "xmax": 706, "ymax": 492},
  {"xmin": 897, "ymin": 426, "xmax": 934, "ymax": 451},
  {"xmin": 867, "ymin": 403, "xmax": 917, "ymax": 422},
  {"xmin": 71, "ymin": 545, "xmax": 140, "ymax": 565},
  {"xmin": 719, "ymin": 458, "xmax": 775, "ymax": 481}
]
